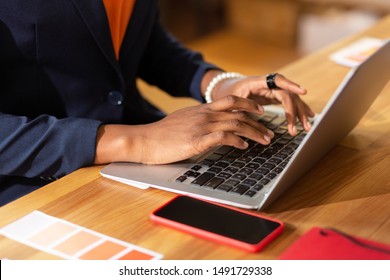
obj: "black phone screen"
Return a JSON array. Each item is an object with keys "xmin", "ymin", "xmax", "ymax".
[{"xmin": 153, "ymin": 196, "xmax": 282, "ymax": 244}]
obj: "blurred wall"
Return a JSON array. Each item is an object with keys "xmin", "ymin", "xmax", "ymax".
[
  {"xmin": 159, "ymin": 0, "xmax": 226, "ymax": 42},
  {"xmin": 159, "ymin": 0, "xmax": 388, "ymax": 50}
]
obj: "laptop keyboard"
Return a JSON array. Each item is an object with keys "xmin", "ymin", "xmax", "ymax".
[{"xmin": 175, "ymin": 112, "xmax": 307, "ymax": 198}]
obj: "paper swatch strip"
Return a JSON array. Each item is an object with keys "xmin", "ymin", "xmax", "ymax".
[
  {"xmin": 330, "ymin": 37, "xmax": 385, "ymax": 68},
  {"xmin": 0, "ymin": 211, "xmax": 162, "ymax": 260}
]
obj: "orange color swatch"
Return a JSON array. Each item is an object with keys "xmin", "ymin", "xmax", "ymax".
[
  {"xmin": 118, "ymin": 249, "xmax": 155, "ymax": 260},
  {"xmin": 79, "ymin": 240, "xmax": 127, "ymax": 260},
  {"xmin": 28, "ymin": 222, "xmax": 76, "ymax": 246},
  {"xmin": 53, "ymin": 231, "xmax": 101, "ymax": 256}
]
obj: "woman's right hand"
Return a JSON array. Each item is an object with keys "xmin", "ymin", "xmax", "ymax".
[{"xmin": 94, "ymin": 96, "xmax": 274, "ymax": 165}]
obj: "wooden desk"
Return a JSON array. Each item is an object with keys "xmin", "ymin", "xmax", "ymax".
[{"xmin": 1, "ymin": 16, "xmax": 389, "ymax": 260}]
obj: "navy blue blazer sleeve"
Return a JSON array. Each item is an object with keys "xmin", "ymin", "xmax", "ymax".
[{"xmin": 0, "ymin": 113, "xmax": 102, "ymax": 179}]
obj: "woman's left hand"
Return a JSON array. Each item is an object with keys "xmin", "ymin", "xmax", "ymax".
[{"xmin": 209, "ymin": 72, "xmax": 315, "ymax": 136}]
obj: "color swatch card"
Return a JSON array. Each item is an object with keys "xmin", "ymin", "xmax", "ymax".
[
  {"xmin": 330, "ymin": 37, "xmax": 385, "ymax": 68},
  {"xmin": 0, "ymin": 211, "xmax": 162, "ymax": 260}
]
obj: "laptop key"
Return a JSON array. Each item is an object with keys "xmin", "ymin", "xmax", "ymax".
[
  {"xmin": 252, "ymin": 184, "xmax": 264, "ymax": 191},
  {"xmin": 231, "ymin": 161, "xmax": 245, "ymax": 168},
  {"xmin": 243, "ymin": 151, "xmax": 259, "ymax": 158},
  {"xmin": 204, "ymin": 177, "xmax": 225, "ymax": 189},
  {"xmin": 274, "ymin": 128, "xmax": 287, "ymax": 135},
  {"xmin": 271, "ymin": 116, "xmax": 286, "ymax": 126},
  {"xmin": 239, "ymin": 167, "xmax": 254, "ymax": 175},
  {"xmin": 266, "ymin": 172, "xmax": 278, "ymax": 179},
  {"xmin": 208, "ymin": 167, "xmax": 223, "ymax": 173},
  {"xmin": 265, "ymin": 146, "xmax": 280, "ymax": 154},
  {"xmin": 255, "ymin": 168, "xmax": 270, "ymax": 176},
  {"xmin": 205, "ymin": 153, "xmax": 223, "ymax": 162},
  {"xmin": 191, "ymin": 165, "xmax": 202, "ymax": 171},
  {"xmin": 228, "ymin": 150, "xmax": 243, "ymax": 158},
  {"xmin": 214, "ymin": 161, "xmax": 229, "ymax": 168},
  {"xmin": 220, "ymin": 157, "xmax": 235, "ymax": 164},
  {"xmin": 225, "ymin": 166, "xmax": 239, "ymax": 174},
  {"xmin": 251, "ymin": 146, "xmax": 265, "ymax": 153},
  {"xmin": 260, "ymin": 178, "xmax": 271, "ymax": 185},
  {"xmin": 266, "ymin": 123, "xmax": 278, "ymax": 130},
  {"xmin": 276, "ymin": 139, "xmax": 290, "ymax": 145},
  {"xmin": 176, "ymin": 175, "xmax": 187, "ymax": 183},
  {"xmin": 244, "ymin": 190, "xmax": 258, "ymax": 197},
  {"xmin": 280, "ymin": 147, "xmax": 294, "ymax": 154},
  {"xmin": 249, "ymin": 172, "xmax": 263, "ymax": 180},
  {"xmin": 214, "ymin": 145, "xmax": 234, "ymax": 155},
  {"xmin": 275, "ymin": 152, "xmax": 289, "ymax": 159},
  {"xmin": 287, "ymin": 143, "xmax": 298, "ymax": 150},
  {"xmin": 274, "ymin": 166, "xmax": 284, "ymax": 173},
  {"xmin": 216, "ymin": 184, "xmax": 233, "ymax": 192},
  {"xmin": 263, "ymin": 163, "xmax": 276, "ymax": 170},
  {"xmin": 259, "ymin": 112, "xmax": 277, "ymax": 123},
  {"xmin": 252, "ymin": 157, "xmax": 267, "ymax": 164},
  {"xmin": 261, "ymin": 151, "xmax": 275, "ymax": 159},
  {"xmin": 246, "ymin": 162, "xmax": 260, "ymax": 169},
  {"xmin": 217, "ymin": 172, "xmax": 231, "ymax": 179},
  {"xmin": 199, "ymin": 159, "xmax": 214, "ymax": 167},
  {"xmin": 232, "ymin": 173, "xmax": 246, "ymax": 180},
  {"xmin": 242, "ymin": 178, "xmax": 256, "ymax": 186},
  {"xmin": 282, "ymin": 134, "xmax": 294, "ymax": 140},
  {"xmin": 224, "ymin": 179, "xmax": 240, "ymax": 186},
  {"xmin": 268, "ymin": 158, "xmax": 282, "ymax": 165},
  {"xmin": 183, "ymin": 170, "xmax": 200, "ymax": 177},
  {"xmin": 238, "ymin": 156, "xmax": 252, "ymax": 163},
  {"xmin": 231, "ymin": 184, "xmax": 250, "ymax": 195},
  {"xmin": 246, "ymin": 140, "xmax": 257, "ymax": 149},
  {"xmin": 191, "ymin": 172, "xmax": 215, "ymax": 186}
]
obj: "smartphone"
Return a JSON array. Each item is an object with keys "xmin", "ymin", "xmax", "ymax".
[{"xmin": 150, "ymin": 195, "xmax": 284, "ymax": 252}]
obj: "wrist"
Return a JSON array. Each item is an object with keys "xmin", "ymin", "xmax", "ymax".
[
  {"xmin": 201, "ymin": 69, "xmax": 223, "ymax": 97},
  {"xmin": 94, "ymin": 124, "xmax": 144, "ymax": 164},
  {"xmin": 203, "ymin": 71, "xmax": 244, "ymax": 103}
]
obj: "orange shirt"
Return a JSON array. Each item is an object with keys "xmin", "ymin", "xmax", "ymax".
[{"xmin": 103, "ymin": 0, "xmax": 136, "ymax": 60}]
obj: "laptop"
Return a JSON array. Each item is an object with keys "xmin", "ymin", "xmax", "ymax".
[{"xmin": 101, "ymin": 39, "xmax": 390, "ymax": 210}]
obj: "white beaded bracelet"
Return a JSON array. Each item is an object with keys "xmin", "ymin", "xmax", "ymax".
[{"xmin": 204, "ymin": 72, "xmax": 243, "ymax": 103}]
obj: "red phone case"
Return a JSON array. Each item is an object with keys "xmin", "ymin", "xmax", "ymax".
[{"xmin": 150, "ymin": 195, "xmax": 284, "ymax": 252}]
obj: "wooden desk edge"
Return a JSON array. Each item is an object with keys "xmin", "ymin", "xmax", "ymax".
[{"xmin": 0, "ymin": 166, "xmax": 103, "ymax": 226}]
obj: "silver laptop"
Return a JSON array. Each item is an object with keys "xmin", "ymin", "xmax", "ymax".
[{"xmin": 101, "ymin": 39, "xmax": 390, "ymax": 210}]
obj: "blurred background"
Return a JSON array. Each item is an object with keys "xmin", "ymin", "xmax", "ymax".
[{"xmin": 140, "ymin": 0, "xmax": 390, "ymax": 113}]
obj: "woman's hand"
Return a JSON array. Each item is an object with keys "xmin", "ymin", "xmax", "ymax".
[
  {"xmin": 205, "ymin": 71, "xmax": 315, "ymax": 136},
  {"xmin": 95, "ymin": 96, "xmax": 275, "ymax": 165}
]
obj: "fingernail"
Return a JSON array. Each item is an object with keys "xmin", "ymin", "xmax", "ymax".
[
  {"xmin": 264, "ymin": 135, "xmax": 271, "ymax": 143},
  {"xmin": 292, "ymin": 126, "xmax": 297, "ymax": 135},
  {"xmin": 306, "ymin": 121, "xmax": 312, "ymax": 130},
  {"xmin": 267, "ymin": 130, "xmax": 274, "ymax": 138}
]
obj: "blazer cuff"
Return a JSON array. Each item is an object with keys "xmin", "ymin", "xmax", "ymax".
[{"xmin": 190, "ymin": 62, "xmax": 222, "ymax": 103}]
